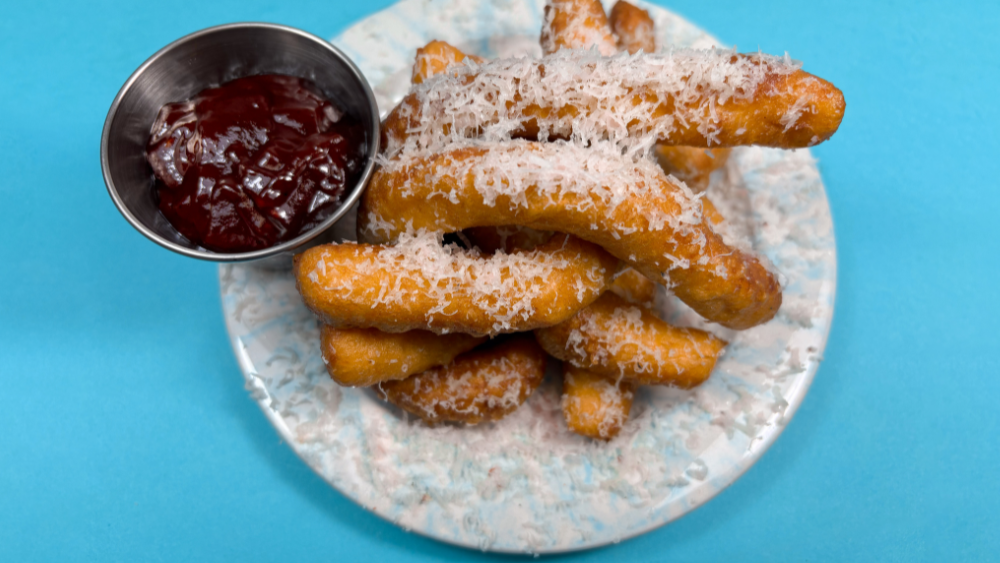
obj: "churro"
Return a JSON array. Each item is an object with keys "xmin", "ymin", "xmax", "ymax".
[
  {"xmin": 320, "ymin": 325, "xmax": 486, "ymax": 387},
  {"xmin": 377, "ymin": 334, "xmax": 547, "ymax": 424},
  {"xmin": 296, "ymin": 231, "xmax": 618, "ymax": 336},
  {"xmin": 535, "ymin": 292, "xmax": 727, "ymax": 388}
]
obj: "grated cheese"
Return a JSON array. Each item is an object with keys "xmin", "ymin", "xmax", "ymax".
[{"xmin": 383, "ymin": 48, "xmax": 803, "ymax": 160}]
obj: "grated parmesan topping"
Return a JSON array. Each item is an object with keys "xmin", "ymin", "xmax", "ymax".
[
  {"xmin": 310, "ymin": 231, "xmax": 609, "ymax": 334},
  {"xmin": 565, "ymin": 304, "xmax": 709, "ymax": 380},
  {"xmin": 370, "ymin": 139, "xmax": 710, "ymax": 263},
  {"xmin": 396, "ymin": 353, "xmax": 533, "ymax": 421},
  {"xmin": 384, "ymin": 48, "xmax": 803, "ymax": 160}
]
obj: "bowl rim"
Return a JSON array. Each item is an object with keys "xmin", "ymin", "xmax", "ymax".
[{"xmin": 100, "ymin": 21, "xmax": 381, "ymax": 262}]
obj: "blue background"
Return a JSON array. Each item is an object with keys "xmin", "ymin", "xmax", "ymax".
[{"xmin": 2, "ymin": 0, "xmax": 997, "ymax": 560}]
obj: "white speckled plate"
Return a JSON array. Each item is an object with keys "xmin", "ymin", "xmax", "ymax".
[{"xmin": 220, "ymin": 0, "xmax": 836, "ymax": 554}]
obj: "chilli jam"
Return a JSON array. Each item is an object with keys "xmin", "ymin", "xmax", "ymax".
[{"xmin": 146, "ymin": 75, "xmax": 366, "ymax": 253}]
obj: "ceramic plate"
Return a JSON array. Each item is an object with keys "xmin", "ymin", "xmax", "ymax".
[{"xmin": 220, "ymin": 0, "xmax": 836, "ymax": 553}]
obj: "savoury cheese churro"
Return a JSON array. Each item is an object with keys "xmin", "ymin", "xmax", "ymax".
[
  {"xmin": 535, "ymin": 292, "xmax": 727, "ymax": 388},
  {"xmin": 382, "ymin": 50, "xmax": 845, "ymax": 158},
  {"xmin": 377, "ymin": 334, "xmax": 547, "ymax": 424},
  {"xmin": 360, "ymin": 141, "xmax": 781, "ymax": 330},
  {"xmin": 296, "ymin": 231, "xmax": 618, "ymax": 336}
]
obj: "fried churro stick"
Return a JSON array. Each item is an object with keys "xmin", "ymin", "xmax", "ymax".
[
  {"xmin": 609, "ymin": 0, "xmax": 656, "ymax": 55},
  {"xmin": 536, "ymin": 292, "xmax": 727, "ymax": 388},
  {"xmin": 296, "ymin": 232, "xmax": 618, "ymax": 336},
  {"xmin": 562, "ymin": 364, "xmax": 637, "ymax": 439},
  {"xmin": 319, "ymin": 325, "xmax": 486, "ymax": 387},
  {"xmin": 377, "ymin": 334, "xmax": 547, "ymax": 424},
  {"xmin": 541, "ymin": 0, "xmax": 618, "ymax": 56},
  {"xmin": 381, "ymin": 51, "xmax": 846, "ymax": 157},
  {"xmin": 412, "ymin": 40, "xmax": 485, "ymax": 84},
  {"xmin": 360, "ymin": 141, "xmax": 781, "ymax": 330}
]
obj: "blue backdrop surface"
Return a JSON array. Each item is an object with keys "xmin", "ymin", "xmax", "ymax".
[{"xmin": 1, "ymin": 0, "xmax": 997, "ymax": 561}]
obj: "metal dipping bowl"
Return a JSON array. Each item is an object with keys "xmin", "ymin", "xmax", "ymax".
[{"xmin": 101, "ymin": 23, "xmax": 380, "ymax": 267}]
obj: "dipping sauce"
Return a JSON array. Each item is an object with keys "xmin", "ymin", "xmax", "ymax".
[{"xmin": 146, "ymin": 75, "xmax": 366, "ymax": 253}]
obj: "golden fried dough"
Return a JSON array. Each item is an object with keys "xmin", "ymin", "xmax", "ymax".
[
  {"xmin": 296, "ymin": 232, "xmax": 618, "ymax": 336},
  {"xmin": 654, "ymin": 146, "xmax": 732, "ymax": 192},
  {"xmin": 412, "ymin": 40, "xmax": 485, "ymax": 84},
  {"xmin": 608, "ymin": 267, "xmax": 658, "ymax": 305},
  {"xmin": 701, "ymin": 196, "xmax": 725, "ymax": 226},
  {"xmin": 377, "ymin": 334, "xmax": 547, "ymax": 424},
  {"xmin": 319, "ymin": 325, "xmax": 486, "ymax": 387},
  {"xmin": 535, "ymin": 292, "xmax": 727, "ymax": 388},
  {"xmin": 541, "ymin": 0, "xmax": 618, "ymax": 56},
  {"xmin": 381, "ymin": 51, "xmax": 846, "ymax": 157},
  {"xmin": 609, "ymin": 0, "xmax": 655, "ymax": 54},
  {"xmin": 561, "ymin": 364, "xmax": 636, "ymax": 440},
  {"xmin": 360, "ymin": 141, "xmax": 781, "ymax": 330}
]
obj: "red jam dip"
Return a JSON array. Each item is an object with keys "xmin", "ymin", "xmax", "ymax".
[{"xmin": 146, "ymin": 74, "xmax": 366, "ymax": 253}]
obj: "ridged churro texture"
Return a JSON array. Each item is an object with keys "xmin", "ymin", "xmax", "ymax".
[
  {"xmin": 377, "ymin": 335, "xmax": 548, "ymax": 424},
  {"xmin": 541, "ymin": 0, "xmax": 618, "ymax": 56},
  {"xmin": 561, "ymin": 364, "xmax": 636, "ymax": 440},
  {"xmin": 319, "ymin": 325, "xmax": 486, "ymax": 387},
  {"xmin": 381, "ymin": 51, "xmax": 846, "ymax": 156},
  {"xmin": 535, "ymin": 292, "xmax": 727, "ymax": 388},
  {"xmin": 360, "ymin": 142, "xmax": 782, "ymax": 329},
  {"xmin": 295, "ymin": 232, "xmax": 618, "ymax": 336}
]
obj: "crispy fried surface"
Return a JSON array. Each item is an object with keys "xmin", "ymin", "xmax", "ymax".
[
  {"xmin": 320, "ymin": 325, "xmax": 485, "ymax": 387},
  {"xmin": 541, "ymin": 0, "xmax": 618, "ymax": 56},
  {"xmin": 609, "ymin": 0, "xmax": 656, "ymax": 54},
  {"xmin": 295, "ymin": 232, "xmax": 618, "ymax": 336},
  {"xmin": 536, "ymin": 292, "xmax": 727, "ymax": 388},
  {"xmin": 378, "ymin": 334, "xmax": 547, "ymax": 424},
  {"xmin": 562, "ymin": 364, "xmax": 636, "ymax": 440},
  {"xmin": 608, "ymin": 267, "xmax": 658, "ymax": 305},
  {"xmin": 654, "ymin": 146, "xmax": 732, "ymax": 192},
  {"xmin": 382, "ymin": 54, "xmax": 845, "ymax": 154},
  {"xmin": 412, "ymin": 40, "xmax": 485, "ymax": 84},
  {"xmin": 360, "ymin": 142, "xmax": 781, "ymax": 330},
  {"xmin": 701, "ymin": 196, "xmax": 725, "ymax": 226}
]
